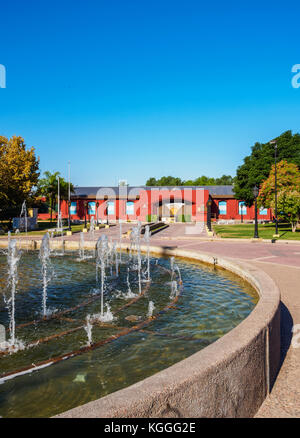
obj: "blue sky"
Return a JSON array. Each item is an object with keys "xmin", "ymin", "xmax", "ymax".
[{"xmin": 0, "ymin": 0, "xmax": 300, "ymax": 186}]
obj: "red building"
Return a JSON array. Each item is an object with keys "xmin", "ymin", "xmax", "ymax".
[{"xmin": 43, "ymin": 185, "xmax": 272, "ymax": 224}]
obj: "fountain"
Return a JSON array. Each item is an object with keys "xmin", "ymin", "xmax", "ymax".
[
  {"xmin": 147, "ymin": 301, "xmax": 155, "ymax": 318},
  {"xmin": 84, "ymin": 314, "xmax": 93, "ymax": 346},
  {"xmin": 144, "ymin": 225, "xmax": 151, "ymax": 282},
  {"xmin": 89, "ymin": 217, "xmax": 95, "ymax": 240},
  {"xmin": 20, "ymin": 201, "xmax": 28, "ymax": 236},
  {"xmin": 0, "ymin": 324, "xmax": 5, "ymax": 348},
  {"xmin": 119, "ymin": 222, "xmax": 122, "ymax": 263},
  {"xmin": 0, "ymin": 221, "xmax": 258, "ymax": 418},
  {"xmin": 129, "ymin": 222, "xmax": 142, "ymax": 294},
  {"xmin": 79, "ymin": 232, "xmax": 85, "ymax": 260},
  {"xmin": 39, "ymin": 233, "xmax": 52, "ymax": 317},
  {"xmin": 95, "ymin": 235, "xmax": 110, "ymax": 319},
  {"xmin": 1, "ymin": 239, "xmax": 24, "ymax": 352}
]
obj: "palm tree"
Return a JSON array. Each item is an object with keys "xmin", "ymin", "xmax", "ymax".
[{"xmin": 37, "ymin": 171, "xmax": 74, "ymax": 223}]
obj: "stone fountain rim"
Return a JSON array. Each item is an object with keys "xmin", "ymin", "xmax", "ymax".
[{"xmin": 54, "ymin": 242, "xmax": 280, "ymax": 418}]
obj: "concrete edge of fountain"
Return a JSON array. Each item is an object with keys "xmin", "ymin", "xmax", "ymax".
[{"xmin": 50, "ymin": 241, "xmax": 280, "ymax": 419}]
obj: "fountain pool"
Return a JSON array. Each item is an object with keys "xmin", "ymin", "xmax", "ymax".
[{"xmin": 0, "ymin": 246, "xmax": 258, "ymax": 418}]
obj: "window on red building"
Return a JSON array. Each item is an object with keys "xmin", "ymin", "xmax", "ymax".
[
  {"xmin": 218, "ymin": 201, "xmax": 227, "ymax": 215},
  {"xmin": 238, "ymin": 202, "xmax": 247, "ymax": 215}
]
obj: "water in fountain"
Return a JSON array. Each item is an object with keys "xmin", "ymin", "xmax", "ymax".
[
  {"xmin": 144, "ymin": 225, "xmax": 151, "ymax": 282},
  {"xmin": 84, "ymin": 314, "xmax": 93, "ymax": 346},
  {"xmin": 0, "ymin": 324, "xmax": 6, "ymax": 349},
  {"xmin": 175, "ymin": 265, "xmax": 182, "ymax": 285},
  {"xmin": 2, "ymin": 239, "xmax": 24, "ymax": 352},
  {"xmin": 108, "ymin": 238, "xmax": 114, "ymax": 277},
  {"xmin": 95, "ymin": 235, "xmax": 111, "ymax": 319},
  {"xmin": 57, "ymin": 212, "xmax": 64, "ymax": 256},
  {"xmin": 130, "ymin": 223, "xmax": 142, "ymax": 294},
  {"xmin": 147, "ymin": 301, "xmax": 155, "ymax": 318},
  {"xmin": 20, "ymin": 201, "xmax": 28, "ymax": 236},
  {"xmin": 39, "ymin": 233, "xmax": 52, "ymax": 317},
  {"xmin": 93, "ymin": 303, "xmax": 114, "ymax": 322},
  {"xmin": 113, "ymin": 241, "xmax": 119, "ymax": 277},
  {"xmin": 0, "ymin": 248, "xmax": 259, "ymax": 417},
  {"xmin": 170, "ymin": 256, "xmax": 175, "ymax": 281},
  {"xmin": 89, "ymin": 217, "xmax": 95, "ymax": 240},
  {"xmin": 124, "ymin": 267, "xmax": 136, "ymax": 298},
  {"xmin": 119, "ymin": 222, "xmax": 122, "ymax": 263},
  {"xmin": 79, "ymin": 232, "xmax": 85, "ymax": 260},
  {"xmin": 169, "ymin": 256, "xmax": 177, "ymax": 298}
]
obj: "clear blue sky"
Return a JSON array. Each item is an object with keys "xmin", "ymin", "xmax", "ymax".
[{"xmin": 0, "ymin": 0, "xmax": 299, "ymax": 186}]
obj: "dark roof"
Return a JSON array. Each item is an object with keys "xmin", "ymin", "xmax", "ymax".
[{"xmin": 72, "ymin": 185, "xmax": 234, "ymax": 198}]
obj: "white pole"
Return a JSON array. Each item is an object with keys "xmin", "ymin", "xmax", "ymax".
[
  {"xmin": 68, "ymin": 162, "xmax": 71, "ymax": 230},
  {"xmin": 57, "ymin": 175, "xmax": 60, "ymax": 229}
]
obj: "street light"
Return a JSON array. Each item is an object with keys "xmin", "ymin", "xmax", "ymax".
[
  {"xmin": 84, "ymin": 201, "xmax": 88, "ymax": 229},
  {"xmin": 206, "ymin": 199, "xmax": 212, "ymax": 232},
  {"xmin": 68, "ymin": 161, "xmax": 71, "ymax": 231},
  {"xmin": 253, "ymin": 185, "xmax": 259, "ymax": 239},
  {"xmin": 270, "ymin": 140, "xmax": 279, "ymax": 235},
  {"xmin": 56, "ymin": 175, "xmax": 60, "ymax": 229},
  {"xmin": 96, "ymin": 201, "xmax": 99, "ymax": 225}
]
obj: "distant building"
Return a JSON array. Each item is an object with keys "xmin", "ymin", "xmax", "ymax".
[{"xmin": 39, "ymin": 185, "xmax": 272, "ymax": 223}]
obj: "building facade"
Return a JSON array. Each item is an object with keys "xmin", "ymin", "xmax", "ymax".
[{"xmin": 40, "ymin": 185, "xmax": 272, "ymax": 224}]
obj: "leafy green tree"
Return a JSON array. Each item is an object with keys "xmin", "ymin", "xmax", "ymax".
[
  {"xmin": 277, "ymin": 191, "xmax": 300, "ymax": 232},
  {"xmin": 0, "ymin": 135, "xmax": 40, "ymax": 218},
  {"xmin": 145, "ymin": 177, "xmax": 158, "ymax": 186},
  {"xmin": 258, "ymin": 160, "xmax": 300, "ymax": 232},
  {"xmin": 37, "ymin": 171, "xmax": 74, "ymax": 222},
  {"xmin": 258, "ymin": 160, "xmax": 300, "ymax": 208},
  {"xmin": 158, "ymin": 176, "xmax": 183, "ymax": 186},
  {"xmin": 234, "ymin": 130, "xmax": 300, "ymax": 206},
  {"xmin": 145, "ymin": 175, "xmax": 234, "ymax": 186},
  {"xmin": 215, "ymin": 175, "xmax": 234, "ymax": 185}
]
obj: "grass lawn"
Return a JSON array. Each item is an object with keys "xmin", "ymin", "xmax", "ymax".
[{"xmin": 213, "ymin": 222, "xmax": 300, "ymax": 240}]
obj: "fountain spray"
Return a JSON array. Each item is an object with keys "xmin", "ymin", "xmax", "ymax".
[
  {"xmin": 39, "ymin": 233, "xmax": 51, "ymax": 317},
  {"xmin": 6, "ymin": 239, "xmax": 21, "ymax": 346}
]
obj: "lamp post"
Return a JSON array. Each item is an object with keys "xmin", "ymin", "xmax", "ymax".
[
  {"xmin": 206, "ymin": 199, "xmax": 212, "ymax": 232},
  {"xmin": 270, "ymin": 140, "xmax": 279, "ymax": 235},
  {"xmin": 96, "ymin": 201, "xmax": 99, "ymax": 225},
  {"xmin": 68, "ymin": 161, "xmax": 71, "ymax": 231},
  {"xmin": 84, "ymin": 201, "xmax": 87, "ymax": 229},
  {"xmin": 253, "ymin": 185, "xmax": 259, "ymax": 239},
  {"xmin": 106, "ymin": 202, "xmax": 109, "ymax": 225},
  {"xmin": 56, "ymin": 175, "xmax": 60, "ymax": 229}
]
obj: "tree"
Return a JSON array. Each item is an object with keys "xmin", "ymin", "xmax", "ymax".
[
  {"xmin": 277, "ymin": 191, "xmax": 300, "ymax": 232},
  {"xmin": 258, "ymin": 160, "xmax": 300, "ymax": 232},
  {"xmin": 0, "ymin": 135, "xmax": 40, "ymax": 217},
  {"xmin": 258, "ymin": 160, "xmax": 300, "ymax": 207},
  {"xmin": 145, "ymin": 176, "xmax": 183, "ymax": 186},
  {"xmin": 145, "ymin": 177, "xmax": 158, "ymax": 186},
  {"xmin": 215, "ymin": 175, "xmax": 234, "ymax": 185},
  {"xmin": 37, "ymin": 171, "xmax": 74, "ymax": 222},
  {"xmin": 234, "ymin": 130, "xmax": 300, "ymax": 206},
  {"xmin": 145, "ymin": 175, "xmax": 234, "ymax": 186}
]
